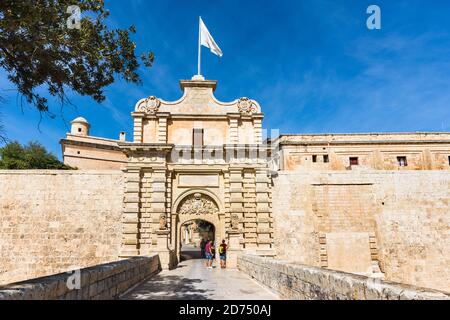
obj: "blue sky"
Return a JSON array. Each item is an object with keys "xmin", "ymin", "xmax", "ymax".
[{"xmin": 1, "ymin": 0, "xmax": 450, "ymax": 159}]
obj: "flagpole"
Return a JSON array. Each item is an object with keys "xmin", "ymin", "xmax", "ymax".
[{"xmin": 197, "ymin": 16, "xmax": 201, "ymax": 76}]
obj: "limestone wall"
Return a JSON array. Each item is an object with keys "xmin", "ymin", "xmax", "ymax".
[
  {"xmin": 272, "ymin": 170, "xmax": 450, "ymax": 292},
  {"xmin": 238, "ymin": 255, "xmax": 449, "ymax": 300},
  {"xmin": 0, "ymin": 170, "xmax": 124, "ymax": 286},
  {"xmin": 277, "ymin": 133, "xmax": 450, "ymax": 171},
  {"xmin": 0, "ymin": 255, "xmax": 160, "ymax": 300}
]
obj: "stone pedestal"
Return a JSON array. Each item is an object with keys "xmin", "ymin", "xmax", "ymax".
[
  {"xmin": 226, "ymin": 231, "xmax": 242, "ymax": 269},
  {"xmin": 155, "ymin": 230, "xmax": 174, "ymax": 270}
]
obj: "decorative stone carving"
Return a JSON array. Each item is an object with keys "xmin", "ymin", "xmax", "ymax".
[
  {"xmin": 178, "ymin": 193, "xmax": 219, "ymax": 215},
  {"xmin": 135, "ymin": 96, "xmax": 161, "ymax": 114},
  {"xmin": 159, "ymin": 214, "xmax": 167, "ymax": 230},
  {"xmin": 231, "ymin": 214, "xmax": 239, "ymax": 230},
  {"xmin": 237, "ymin": 97, "xmax": 257, "ymax": 115}
]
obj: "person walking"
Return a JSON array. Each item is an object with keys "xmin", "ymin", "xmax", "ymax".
[
  {"xmin": 204, "ymin": 239, "xmax": 213, "ymax": 268},
  {"xmin": 210, "ymin": 241, "xmax": 216, "ymax": 268},
  {"xmin": 219, "ymin": 240, "xmax": 228, "ymax": 268}
]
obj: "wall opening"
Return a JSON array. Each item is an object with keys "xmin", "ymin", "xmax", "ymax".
[{"xmin": 180, "ymin": 219, "xmax": 215, "ymax": 261}]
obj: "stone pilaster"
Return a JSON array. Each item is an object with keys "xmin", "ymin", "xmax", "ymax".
[
  {"xmin": 150, "ymin": 168, "xmax": 168, "ymax": 249},
  {"xmin": 120, "ymin": 168, "xmax": 141, "ymax": 257},
  {"xmin": 229, "ymin": 168, "xmax": 244, "ymax": 249},
  {"xmin": 243, "ymin": 170, "xmax": 257, "ymax": 249},
  {"xmin": 157, "ymin": 113, "xmax": 169, "ymax": 143},
  {"xmin": 132, "ymin": 113, "xmax": 144, "ymax": 143},
  {"xmin": 224, "ymin": 170, "xmax": 231, "ymax": 228},
  {"xmin": 228, "ymin": 115, "xmax": 239, "ymax": 144},
  {"xmin": 165, "ymin": 170, "xmax": 173, "ymax": 246},
  {"xmin": 255, "ymin": 168, "xmax": 274, "ymax": 253},
  {"xmin": 138, "ymin": 169, "xmax": 153, "ymax": 255},
  {"xmin": 253, "ymin": 116, "xmax": 263, "ymax": 145}
]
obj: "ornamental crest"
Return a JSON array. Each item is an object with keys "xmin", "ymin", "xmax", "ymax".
[
  {"xmin": 178, "ymin": 193, "xmax": 219, "ymax": 215},
  {"xmin": 135, "ymin": 96, "xmax": 161, "ymax": 114},
  {"xmin": 237, "ymin": 97, "xmax": 257, "ymax": 115}
]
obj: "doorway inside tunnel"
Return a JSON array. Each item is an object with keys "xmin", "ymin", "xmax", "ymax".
[{"xmin": 180, "ymin": 219, "xmax": 215, "ymax": 261}]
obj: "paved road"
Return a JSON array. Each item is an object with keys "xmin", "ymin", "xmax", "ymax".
[{"xmin": 121, "ymin": 245, "xmax": 278, "ymax": 300}]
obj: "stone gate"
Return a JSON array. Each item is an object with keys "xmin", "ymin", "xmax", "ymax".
[{"xmin": 117, "ymin": 75, "xmax": 275, "ymax": 268}]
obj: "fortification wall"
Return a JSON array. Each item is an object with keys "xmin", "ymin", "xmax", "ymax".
[
  {"xmin": 0, "ymin": 170, "xmax": 124, "ymax": 286},
  {"xmin": 272, "ymin": 170, "xmax": 450, "ymax": 292}
]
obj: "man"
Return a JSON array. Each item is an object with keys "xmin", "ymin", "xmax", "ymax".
[{"xmin": 219, "ymin": 240, "xmax": 228, "ymax": 268}]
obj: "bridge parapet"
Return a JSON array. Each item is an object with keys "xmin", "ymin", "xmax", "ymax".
[
  {"xmin": 237, "ymin": 255, "xmax": 450, "ymax": 300},
  {"xmin": 0, "ymin": 255, "xmax": 160, "ymax": 300}
]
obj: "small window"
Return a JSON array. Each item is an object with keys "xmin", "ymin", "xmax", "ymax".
[
  {"xmin": 323, "ymin": 155, "xmax": 329, "ymax": 163},
  {"xmin": 77, "ymin": 151, "xmax": 81, "ymax": 155},
  {"xmin": 312, "ymin": 155, "xmax": 317, "ymax": 163},
  {"xmin": 448, "ymin": 156, "xmax": 450, "ymax": 166},
  {"xmin": 349, "ymin": 157, "xmax": 359, "ymax": 166},
  {"xmin": 193, "ymin": 129, "xmax": 204, "ymax": 147},
  {"xmin": 397, "ymin": 156, "xmax": 408, "ymax": 167},
  {"xmin": 78, "ymin": 128, "xmax": 82, "ymax": 133}
]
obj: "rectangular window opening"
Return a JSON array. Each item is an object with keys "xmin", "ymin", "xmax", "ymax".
[
  {"xmin": 349, "ymin": 157, "xmax": 359, "ymax": 166},
  {"xmin": 323, "ymin": 155, "xmax": 329, "ymax": 163},
  {"xmin": 397, "ymin": 156, "xmax": 408, "ymax": 167},
  {"xmin": 193, "ymin": 129, "xmax": 204, "ymax": 147},
  {"xmin": 312, "ymin": 155, "xmax": 317, "ymax": 163}
]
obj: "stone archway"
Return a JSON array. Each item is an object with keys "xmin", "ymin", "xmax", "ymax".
[
  {"xmin": 179, "ymin": 219, "xmax": 215, "ymax": 260},
  {"xmin": 172, "ymin": 191, "xmax": 224, "ymax": 263}
]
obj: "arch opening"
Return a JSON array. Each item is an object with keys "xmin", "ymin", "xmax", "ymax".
[
  {"xmin": 173, "ymin": 191, "xmax": 224, "ymax": 264},
  {"xmin": 180, "ymin": 219, "xmax": 215, "ymax": 261}
]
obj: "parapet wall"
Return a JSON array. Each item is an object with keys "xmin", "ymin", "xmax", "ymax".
[
  {"xmin": 272, "ymin": 170, "xmax": 450, "ymax": 292},
  {"xmin": 238, "ymin": 255, "xmax": 450, "ymax": 300},
  {"xmin": 0, "ymin": 255, "xmax": 160, "ymax": 300},
  {"xmin": 0, "ymin": 170, "xmax": 124, "ymax": 285}
]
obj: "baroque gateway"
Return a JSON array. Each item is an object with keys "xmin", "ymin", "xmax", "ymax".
[
  {"xmin": 1, "ymin": 76, "xmax": 449, "ymax": 298},
  {"xmin": 63, "ymin": 76, "xmax": 276, "ymax": 269}
]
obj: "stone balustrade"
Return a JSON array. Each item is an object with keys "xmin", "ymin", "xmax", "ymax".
[
  {"xmin": 0, "ymin": 255, "xmax": 160, "ymax": 300},
  {"xmin": 237, "ymin": 255, "xmax": 450, "ymax": 300}
]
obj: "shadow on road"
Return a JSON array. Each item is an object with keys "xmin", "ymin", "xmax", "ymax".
[{"xmin": 122, "ymin": 275, "xmax": 212, "ymax": 300}]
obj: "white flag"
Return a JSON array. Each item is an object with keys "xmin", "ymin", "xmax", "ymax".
[{"xmin": 200, "ymin": 17, "xmax": 223, "ymax": 57}]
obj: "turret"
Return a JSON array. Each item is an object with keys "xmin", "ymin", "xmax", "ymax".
[{"xmin": 71, "ymin": 117, "xmax": 90, "ymax": 136}]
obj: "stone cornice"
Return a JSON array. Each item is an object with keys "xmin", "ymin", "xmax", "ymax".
[
  {"xmin": 279, "ymin": 140, "xmax": 450, "ymax": 146},
  {"xmin": 118, "ymin": 143, "xmax": 174, "ymax": 152},
  {"xmin": 60, "ymin": 139, "xmax": 122, "ymax": 152}
]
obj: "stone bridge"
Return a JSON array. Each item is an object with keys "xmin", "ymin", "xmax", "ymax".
[{"xmin": 0, "ymin": 246, "xmax": 448, "ymax": 300}]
